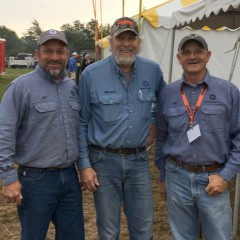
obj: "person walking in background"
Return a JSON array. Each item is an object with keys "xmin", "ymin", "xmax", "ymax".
[
  {"xmin": 0, "ymin": 29, "xmax": 84, "ymax": 240},
  {"xmin": 78, "ymin": 17, "xmax": 166, "ymax": 240},
  {"xmin": 155, "ymin": 34, "xmax": 240, "ymax": 240},
  {"xmin": 81, "ymin": 53, "xmax": 91, "ymax": 72},
  {"xmin": 68, "ymin": 51, "xmax": 79, "ymax": 82}
]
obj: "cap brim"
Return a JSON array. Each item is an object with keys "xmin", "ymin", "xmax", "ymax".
[{"xmin": 112, "ymin": 28, "xmax": 139, "ymax": 37}]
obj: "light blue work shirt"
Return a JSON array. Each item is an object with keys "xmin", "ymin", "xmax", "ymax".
[
  {"xmin": 78, "ymin": 55, "xmax": 166, "ymax": 169},
  {"xmin": 0, "ymin": 65, "xmax": 80, "ymax": 185},
  {"xmin": 155, "ymin": 70, "xmax": 240, "ymax": 181}
]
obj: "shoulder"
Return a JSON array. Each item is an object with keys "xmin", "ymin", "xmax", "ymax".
[
  {"xmin": 136, "ymin": 56, "xmax": 160, "ymax": 68},
  {"xmin": 83, "ymin": 57, "xmax": 111, "ymax": 72},
  {"xmin": 208, "ymin": 75, "xmax": 239, "ymax": 93},
  {"xmin": 161, "ymin": 80, "xmax": 181, "ymax": 94}
]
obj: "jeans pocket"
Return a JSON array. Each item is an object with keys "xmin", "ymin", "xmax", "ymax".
[
  {"xmin": 18, "ymin": 168, "xmax": 46, "ymax": 180},
  {"xmin": 166, "ymin": 160, "xmax": 179, "ymax": 172},
  {"xmin": 89, "ymin": 148, "xmax": 102, "ymax": 164},
  {"xmin": 138, "ymin": 151, "xmax": 149, "ymax": 161}
]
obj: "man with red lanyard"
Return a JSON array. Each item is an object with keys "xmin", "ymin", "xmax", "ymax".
[{"xmin": 154, "ymin": 34, "xmax": 240, "ymax": 240}]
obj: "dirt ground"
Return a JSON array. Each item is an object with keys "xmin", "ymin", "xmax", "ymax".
[{"xmin": 0, "ymin": 154, "xmax": 239, "ymax": 240}]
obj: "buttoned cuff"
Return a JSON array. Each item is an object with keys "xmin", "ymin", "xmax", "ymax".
[
  {"xmin": 77, "ymin": 158, "xmax": 91, "ymax": 170},
  {"xmin": 0, "ymin": 169, "xmax": 18, "ymax": 186}
]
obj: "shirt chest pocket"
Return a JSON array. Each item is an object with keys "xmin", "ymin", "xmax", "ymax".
[
  {"xmin": 138, "ymin": 90, "xmax": 156, "ymax": 119},
  {"xmin": 200, "ymin": 105, "xmax": 225, "ymax": 132},
  {"xmin": 34, "ymin": 102, "xmax": 59, "ymax": 129},
  {"xmin": 97, "ymin": 94, "xmax": 123, "ymax": 122},
  {"xmin": 165, "ymin": 106, "xmax": 189, "ymax": 132}
]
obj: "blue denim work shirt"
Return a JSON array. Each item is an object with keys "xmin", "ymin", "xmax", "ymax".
[
  {"xmin": 155, "ymin": 70, "xmax": 240, "ymax": 181},
  {"xmin": 78, "ymin": 55, "xmax": 166, "ymax": 169},
  {"xmin": 0, "ymin": 66, "xmax": 80, "ymax": 185}
]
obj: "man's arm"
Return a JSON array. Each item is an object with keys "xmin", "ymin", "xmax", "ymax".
[
  {"xmin": 0, "ymin": 83, "xmax": 21, "ymax": 186},
  {"xmin": 77, "ymin": 71, "xmax": 99, "ymax": 192}
]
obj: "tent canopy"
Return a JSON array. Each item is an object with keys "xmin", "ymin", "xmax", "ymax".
[
  {"xmin": 132, "ymin": 0, "xmax": 200, "ymax": 28},
  {"xmin": 172, "ymin": 0, "xmax": 240, "ymax": 29}
]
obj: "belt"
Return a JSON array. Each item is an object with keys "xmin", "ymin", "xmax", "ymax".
[
  {"xmin": 18, "ymin": 164, "xmax": 74, "ymax": 171},
  {"xmin": 170, "ymin": 157, "xmax": 224, "ymax": 173},
  {"xmin": 91, "ymin": 145, "xmax": 146, "ymax": 155}
]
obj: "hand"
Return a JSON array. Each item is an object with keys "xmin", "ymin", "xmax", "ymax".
[
  {"xmin": 79, "ymin": 168, "xmax": 99, "ymax": 192},
  {"xmin": 3, "ymin": 181, "xmax": 23, "ymax": 205},
  {"xmin": 205, "ymin": 174, "xmax": 228, "ymax": 196},
  {"xmin": 147, "ymin": 124, "xmax": 157, "ymax": 147},
  {"xmin": 159, "ymin": 181, "xmax": 167, "ymax": 200}
]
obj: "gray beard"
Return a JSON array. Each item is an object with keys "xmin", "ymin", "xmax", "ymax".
[
  {"xmin": 38, "ymin": 62, "xmax": 64, "ymax": 80},
  {"xmin": 48, "ymin": 69, "xmax": 63, "ymax": 79},
  {"xmin": 114, "ymin": 55, "xmax": 136, "ymax": 66}
]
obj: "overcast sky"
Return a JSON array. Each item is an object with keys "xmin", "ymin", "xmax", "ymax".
[{"xmin": 0, "ymin": 0, "xmax": 167, "ymax": 37}]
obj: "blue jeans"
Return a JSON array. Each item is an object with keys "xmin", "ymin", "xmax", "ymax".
[
  {"xmin": 90, "ymin": 148, "xmax": 154, "ymax": 240},
  {"xmin": 166, "ymin": 160, "xmax": 232, "ymax": 240},
  {"xmin": 17, "ymin": 164, "xmax": 85, "ymax": 240}
]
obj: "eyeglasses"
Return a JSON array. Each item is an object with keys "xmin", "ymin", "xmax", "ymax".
[{"xmin": 179, "ymin": 49, "xmax": 207, "ymax": 57}]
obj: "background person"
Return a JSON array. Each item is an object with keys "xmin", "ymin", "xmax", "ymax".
[
  {"xmin": 78, "ymin": 17, "xmax": 166, "ymax": 240},
  {"xmin": 68, "ymin": 51, "xmax": 79, "ymax": 82},
  {"xmin": 155, "ymin": 34, "xmax": 240, "ymax": 240},
  {"xmin": 0, "ymin": 29, "xmax": 84, "ymax": 240},
  {"xmin": 81, "ymin": 53, "xmax": 91, "ymax": 72}
]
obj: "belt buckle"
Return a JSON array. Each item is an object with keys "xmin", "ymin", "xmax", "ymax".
[{"xmin": 190, "ymin": 165, "xmax": 203, "ymax": 173}]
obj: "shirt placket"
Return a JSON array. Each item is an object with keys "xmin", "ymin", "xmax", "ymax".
[{"xmin": 56, "ymin": 82, "xmax": 72, "ymax": 160}]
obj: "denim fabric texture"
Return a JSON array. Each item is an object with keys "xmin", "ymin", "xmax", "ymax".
[
  {"xmin": 166, "ymin": 160, "xmax": 232, "ymax": 240},
  {"xmin": 17, "ymin": 165, "xmax": 85, "ymax": 240},
  {"xmin": 90, "ymin": 147, "xmax": 154, "ymax": 240}
]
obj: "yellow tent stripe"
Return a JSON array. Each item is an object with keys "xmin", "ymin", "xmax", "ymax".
[
  {"xmin": 181, "ymin": 0, "xmax": 199, "ymax": 7},
  {"xmin": 142, "ymin": 8, "xmax": 159, "ymax": 28}
]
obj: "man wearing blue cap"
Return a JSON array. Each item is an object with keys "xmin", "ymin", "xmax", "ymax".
[
  {"xmin": 155, "ymin": 34, "xmax": 240, "ymax": 239},
  {"xmin": 0, "ymin": 29, "xmax": 84, "ymax": 240}
]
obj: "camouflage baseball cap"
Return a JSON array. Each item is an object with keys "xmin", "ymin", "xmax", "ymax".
[
  {"xmin": 110, "ymin": 17, "xmax": 139, "ymax": 37},
  {"xmin": 38, "ymin": 29, "xmax": 68, "ymax": 46}
]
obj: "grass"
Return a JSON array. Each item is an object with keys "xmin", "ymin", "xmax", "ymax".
[{"xmin": 0, "ymin": 68, "xmax": 32, "ymax": 99}]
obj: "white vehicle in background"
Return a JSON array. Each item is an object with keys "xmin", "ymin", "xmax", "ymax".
[{"xmin": 8, "ymin": 53, "xmax": 35, "ymax": 68}]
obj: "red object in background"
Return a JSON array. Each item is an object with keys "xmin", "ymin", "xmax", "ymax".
[{"xmin": 0, "ymin": 38, "xmax": 6, "ymax": 75}]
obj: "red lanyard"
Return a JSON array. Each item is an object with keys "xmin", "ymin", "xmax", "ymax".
[{"xmin": 181, "ymin": 83, "xmax": 207, "ymax": 126}]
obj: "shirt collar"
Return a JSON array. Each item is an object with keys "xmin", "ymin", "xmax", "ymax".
[
  {"xmin": 180, "ymin": 69, "xmax": 210, "ymax": 88},
  {"xmin": 35, "ymin": 65, "xmax": 65, "ymax": 83}
]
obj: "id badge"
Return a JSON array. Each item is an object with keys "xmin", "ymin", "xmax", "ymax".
[{"xmin": 187, "ymin": 124, "xmax": 201, "ymax": 143}]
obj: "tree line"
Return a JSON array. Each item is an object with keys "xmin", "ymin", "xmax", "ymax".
[{"xmin": 0, "ymin": 19, "xmax": 111, "ymax": 58}]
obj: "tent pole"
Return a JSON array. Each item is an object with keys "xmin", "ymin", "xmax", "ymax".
[
  {"xmin": 168, "ymin": 28, "xmax": 175, "ymax": 84},
  {"xmin": 138, "ymin": 0, "xmax": 142, "ymax": 31},
  {"xmin": 233, "ymin": 174, "xmax": 240, "ymax": 237}
]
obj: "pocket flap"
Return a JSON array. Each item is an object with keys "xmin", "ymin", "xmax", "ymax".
[{"xmin": 34, "ymin": 102, "xmax": 57, "ymax": 113}]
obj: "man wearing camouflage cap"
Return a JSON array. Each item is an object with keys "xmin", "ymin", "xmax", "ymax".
[
  {"xmin": 0, "ymin": 29, "xmax": 84, "ymax": 240},
  {"xmin": 78, "ymin": 17, "xmax": 166, "ymax": 239}
]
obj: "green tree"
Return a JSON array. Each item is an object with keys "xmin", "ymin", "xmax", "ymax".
[
  {"xmin": 21, "ymin": 20, "xmax": 43, "ymax": 54},
  {"xmin": 0, "ymin": 26, "xmax": 22, "ymax": 57}
]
